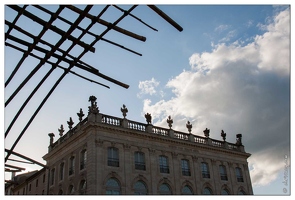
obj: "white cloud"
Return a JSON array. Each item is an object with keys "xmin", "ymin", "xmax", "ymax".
[
  {"xmin": 137, "ymin": 78, "xmax": 160, "ymax": 98},
  {"xmin": 215, "ymin": 24, "xmax": 230, "ymax": 33},
  {"xmin": 141, "ymin": 8, "xmax": 290, "ymax": 187}
]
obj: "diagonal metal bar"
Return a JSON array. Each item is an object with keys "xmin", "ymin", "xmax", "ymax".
[
  {"xmin": 5, "ymin": 149, "xmax": 46, "ymax": 168},
  {"xmin": 112, "ymin": 5, "xmax": 158, "ymax": 31},
  {"xmin": 65, "ymin": 5, "xmax": 146, "ymax": 42},
  {"xmin": 5, "ymin": 5, "xmax": 65, "ymax": 87},
  {"xmin": 5, "ymin": 164, "xmax": 26, "ymax": 171},
  {"xmin": 5, "ymin": 19, "xmax": 98, "ymax": 71},
  {"xmin": 5, "ymin": 5, "xmax": 28, "ymax": 40},
  {"xmin": 33, "ymin": 5, "xmax": 142, "ymax": 56},
  {"xmin": 148, "ymin": 5, "xmax": 183, "ymax": 32},
  {"xmin": 7, "ymin": 5, "xmax": 95, "ymax": 53},
  {"xmin": 5, "ymin": 5, "xmax": 94, "ymax": 162}
]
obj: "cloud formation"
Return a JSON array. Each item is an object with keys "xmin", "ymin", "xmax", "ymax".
[
  {"xmin": 142, "ymin": 8, "xmax": 290, "ymax": 187},
  {"xmin": 137, "ymin": 78, "xmax": 160, "ymax": 98}
]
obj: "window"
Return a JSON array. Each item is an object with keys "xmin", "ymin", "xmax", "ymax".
[
  {"xmin": 60, "ymin": 162, "xmax": 64, "ymax": 181},
  {"xmin": 108, "ymin": 147, "xmax": 119, "ymax": 167},
  {"xmin": 69, "ymin": 156, "xmax": 75, "ymax": 176},
  {"xmin": 238, "ymin": 190, "xmax": 246, "ymax": 195},
  {"xmin": 36, "ymin": 179, "xmax": 39, "ymax": 187},
  {"xmin": 68, "ymin": 185, "xmax": 74, "ymax": 195},
  {"xmin": 181, "ymin": 159, "xmax": 191, "ymax": 176},
  {"xmin": 106, "ymin": 178, "xmax": 121, "ymax": 194},
  {"xmin": 134, "ymin": 152, "xmax": 146, "ymax": 170},
  {"xmin": 29, "ymin": 184, "xmax": 31, "ymax": 191},
  {"xmin": 159, "ymin": 183, "xmax": 172, "ymax": 195},
  {"xmin": 80, "ymin": 149, "xmax": 87, "ymax": 170},
  {"xmin": 159, "ymin": 156, "xmax": 169, "ymax": 173},
  {"xmin": 134, "ymin": 181, "xmax": 147, "ymax": 195},
  {"xmin": 201, "ymin": 162, "xmax": 210, "ymax": 178},
  {"xmin": 182, "ymin": 185, "xmax": 193, "ymax": 195},
  {"xmin": 79, "ymin": 180, "xmax": 87, "ymax": 194},
  {"xmin": 219, "ymin": 165, "xmax": 228, "ymax": 181},
  {"xmin": 203, "ymin": 187, "xmax": 212, "ymax": 195},
  {"xmin": 43, "ymin": 174, "xmax": 45, "ymax": 183},
  {"xmin": 221, "ymin": 189, "xmax": 229, "ymax": 195},
  {"xmin": 50, "ymin": 168, "xmax": 55, "ymax": 185},
  {"xmin": 235, "ymin": 167, "xmax": 244, "ymax": 182}
]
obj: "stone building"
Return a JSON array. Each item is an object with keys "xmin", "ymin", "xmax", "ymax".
[{"xmin": 6, "ymin": 95, "xmax": 253, "ymax": 195}]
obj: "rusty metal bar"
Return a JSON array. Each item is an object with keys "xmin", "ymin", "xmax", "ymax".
[
  {"xmin": 5, "ymin": 5, "xmax": 65, "ymax": 87},
  {"xmin": 5, "ymin": 149, "xmax": 46, "ymax": 168},
  {"xmin": 33, "ymin": 5, "xmax": 142, "ymax": 56},
  {"xmin": 5, "ymin": 19, "xmax": 98, "ymax": 71},
  {"xmin": 7, "ymin": 5, "xmax": 95, "ymax": 53},
  {"xmin": 148, "ymin": 5, "xmax": 183, "ymax": 32},
  {"xmin": 65, "ymin": 5, "xmax": 146, "ymax": 42},
  {"xmin": 112, "ymin": 5, "xmax": 158, "ymax": 32},
  {"xmin": 5, "ymin": 6, "xmax": 94, "ymax": 162}
]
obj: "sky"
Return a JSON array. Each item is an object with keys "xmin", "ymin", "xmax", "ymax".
[{"xmin": 2, "ymin": 2, "xmax": 292, "ymax": 196}]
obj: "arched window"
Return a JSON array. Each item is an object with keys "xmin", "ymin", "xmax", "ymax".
[
  {"xmin": 106, "ymin": 178, "xmax": 121, "ymax": 194},
  {"xmin": 181, "ymin": 185, "xmax": 193, "ymax": 195},
  {"xmin": 60, "ymin": 162, "xmax": 64, "ymax": 181},
  {"xmin": 221, "ymin": 189, "xmax": 230, "ymax": 195},
  {"xmin": 80, "ymin": 149, "xmax": 87, "ymax": 170},
  {"xmin": 203, "ymin": 187, "xmax": 212, "ymax": 195},
  {"xmin": 201, "ymin": 162, "xmax": 210, "ymax": 178},
  {"xmin": 235, "ymin": 167, "xmax": 244, "ymax": 182},
  {"xmin": 134, "ymin": 180, "xmax": 147, "ymax": 195},
  {"xmin": 159, "ymin": 156, "xmax": 169, "ymax": 173},
  {"xmin": 68, "ymin": 185, "xmax": 74, "ymax": 195},
  {"xmin": 108, "ymin": 147, "xmax": 119, "ymax": 167},
  {"xmin": 238, "ymin": 190, "xmax": 246, "ymax": 195},
  {"xmin": 159, "ymin": 183, "xmax": 172, "ymax": 195},
  {"xmin": 79, "ymin": 180, "xmax": 87, "ymax": 194},
  {"xmin": 69, "ymin": 156, "xmax": 75, "ymax": 175},
  {"xmin": 219, "ymin": 165, "xmax": 228, "ymax": 181},
  {"xmin": 134, "ymin": 152, "xmax": 146, "ymax": 170}
]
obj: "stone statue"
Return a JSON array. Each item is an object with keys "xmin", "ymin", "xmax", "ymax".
[
  {"xmin": 186, "ymin": 121, "xmax": 192, "ymax": 133},
  {"xmin": 221, "ymin": 130, "xmax": 226, "ymax": 141},
  {"xmin": 203, "ymin": 128, "xmax": 210, "ymax": 138},
  {"xmin": 236, "ymin": 134, "xmax": 242, "ymax": 146},
  {"xmin": 77, "ymin": 108, "xmax": 85, "ymax": 122},
  {"xmin": 121, "ymin": 104, "xmax": 128, "ymax": 118},
  {"xmin": 167, "ymin": 116, "xmax": 173, "ymax": 129},
  {"xmin": 145, "ymin": 113, "xmax": 152, "ymax": 124},
  {"xmin": 58, "ymin": 124, "xmax": 64, "ymax": 137},
  {"xmin": 88, "ymin": 95, "xmax": 99, "ymax": 114},
  {"xmin": 67, "ymin": 117, "xmax": 74, "ymax": 130}
]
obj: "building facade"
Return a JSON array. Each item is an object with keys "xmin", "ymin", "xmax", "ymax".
[{"xmin": 6, "ymin": 95, "xmax": 253, "ymax": 195}]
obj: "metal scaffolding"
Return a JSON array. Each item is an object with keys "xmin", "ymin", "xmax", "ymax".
[{"xmin": 4, "ymin": 4, "xmax": 183, "ymax": 177}]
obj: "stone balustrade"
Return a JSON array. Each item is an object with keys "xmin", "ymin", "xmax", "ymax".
[{"xmin": 48, "ymin": 96, "xmax": 245, "ymax": 153}]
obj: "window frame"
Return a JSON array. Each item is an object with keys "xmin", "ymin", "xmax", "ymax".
[
  {"xmin": 80, "ymin": 149, "xmax": 87, "ymax": 170},
  {"xmin": 69, "ymin": 156, "xmax": 75, "ymax": 176},
  {"xmin": 159, "ymin": 155, "xmax": 169, "ymax": 174},
  {"xmin": 235, "ymin": 167, "xmax": 244, "ymax": 182},
  {"xmin": 108, "ymin": 147, "xmax": 119, "ymax": 167},
  {"xmin": 134, "ymin": 151, "xmax": 146, "ymax": 170},
  {"xmin": 219, "ymin": 165, "xmax": 228, "ymax": 181},
  {"xmin": 181, "ymin": 159, "xmax": 191, "ymax": 176},
  {"xmin": 201, "ymin": 162, "xmax": 210, "ymax": 178}
]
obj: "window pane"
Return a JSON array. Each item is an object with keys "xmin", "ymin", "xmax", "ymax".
[
  {"xmin": 135, "ymin": 152, "xmax": 146, "ymax": 170},
  {"xmin": 108, "ymin": 148, "xmax": 119, "ymax": 167},
  {"xmin": 201, "ymin": 162, "xmax": 210, "ymax": 178},
  {"xmin": 159, "ymin": 156, "xmax": 169, "ymax": 173},
  {"xmin": 134, "ymin": 181, "xmax": 147, "ymax": 195},
  {"xmin": 219, "ymin": 165, "xmax": 228, "ymax": 181},
  {"xmin": 181, "ymin": 159, "xmax": 191, "ymax": 176},
  {"xmin": 235, "ymin": 167, "xmax": 244, "ymax": 182},
  {"xmin": 221, "ymin": 189, "xmax": 229, "ymax": 195},
  {"xmin": 159, "ymin": 183, "xmax": 171, "ymax": 195},
  {"xmin": 106, "ymin": 178, "xmax": 121, "ymax": 195},
  {"xmin": 203, "ymin": 187, "xmax": 212, "ymax": 195},
  {"xmin": 182, "ymin": 185, "xmax": 193, "ymax": 195}
]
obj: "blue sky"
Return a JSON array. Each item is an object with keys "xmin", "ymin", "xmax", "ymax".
[{"xmin": 3, "ymin": 3, "xmax": 292, "ymax": 195}]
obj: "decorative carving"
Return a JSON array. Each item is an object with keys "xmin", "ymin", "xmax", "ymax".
[
  {"xmin": 192, "ymin": 155, "xmax": 198, "ymax": 162},
  {"xmin": 95, "ymin": 139, "xmax": 103, "ymax": 147},
  {"xmin": 88, "ymin": 95, "xmax": 99, "ymax": 114},
  {"xmin": 166, "ymin": 115, "xmax": 173, "ymax": 129},
  {"xmin": 77, "ymin": 108, "xmax": 85, "ymax": 122},
  {"xmin": 121, "ymin": 104, "xmax": 128, "ymax": 118},
  {"xmin": 123, "ymin": 143, "xmax": 131, "ymax": 150},
  {"xmin": 221, "ymin": 130, "xmax": 226, "ymax": 141},
  {"xmin": 203, "ymin": 128, "xmax": 210, "ymax": 138},
  {"xmin": 58, "ymin": 124, "xmax": 64, "ymax": 137},
  {"xmin": 67, "ymin": 117, "xmax": 74, "ymax": 130},
  {"xmin": 48, "ymin": 133, "xmax": 55, "ymax": 145},
  {"xmin": 145, "ymin": 113, "xmax": 152, "ymax": 124},
  {"xmin": 236, "ymin": 134, "xmax": 242, "ymax": 146},
  {"xmin": 186, "ymin": 121, "xmax": 192, "ymax": 133},
  {"xmin": 172, "ymin": 152, "xmax": 178, "ymax": 158}
]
